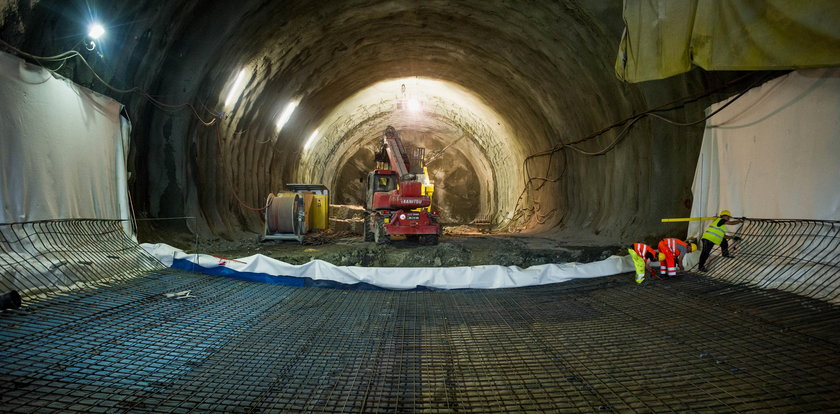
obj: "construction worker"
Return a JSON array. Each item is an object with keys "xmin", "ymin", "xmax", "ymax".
[
  {"xmin": 377, "ymin": 176, "xmax": 390, "ymax": 192},
  {"xmin": 657, "ymin": 238, "xmax": 696, "ymax": 277},
  {"xmin": 698, "ymin": 210, "xmax": 743, "ymax": 272},
  {"xmin": 629, "ymin": 243, "xmax": 657, "ymax": 284}
]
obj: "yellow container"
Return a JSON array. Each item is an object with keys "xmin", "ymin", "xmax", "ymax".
[
  {"xmin": 422, "ymin": 183, "xmax": 434, "ymax": 212},
  {"xmin": 300, "ymin": 192, "xmax": 314, "ymax": 232},
  {"xmin": 311, "ymin": 194, "xmax": 329, "ymax": 230}
]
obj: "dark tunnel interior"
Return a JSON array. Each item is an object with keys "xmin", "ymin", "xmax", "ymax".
[
  {"xmin": 0, "ymin": 0, "xmax": 772, "ymax": 242},
  {"xmin": 4, "ymin": 3, "xmax": 840, "ymax": 412}
]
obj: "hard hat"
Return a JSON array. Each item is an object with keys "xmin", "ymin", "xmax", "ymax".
[
  {"xmin": 658, "ymin": 252, "xmax": 665, "ymax": 262},
  {"xmin": 719, "ymin": 210, "xmax": 731, "ymax": 217},
  {"xmin": 690, "ymin": 243, "xmax": 697, "ymax": 252}
]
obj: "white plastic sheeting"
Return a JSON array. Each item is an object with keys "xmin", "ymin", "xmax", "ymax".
[
  {"xmin": 142, "ymin": 243, "xmax": 634, "ymax": 290},
  {"xmin": 0, "ymin": 51, "xmax": 131, "ymax": 228},
  {"xmin": 0, "ymin": 223, "xmax": 156, "ymax": 295},
  {"xmin": 689, "ymin": 68, "xmax": 840, "ymax": 238}
]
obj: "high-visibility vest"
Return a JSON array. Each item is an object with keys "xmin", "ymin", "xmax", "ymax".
[
  {"xmin": 633, "ymin": 243, "xmax": 654, "ymax": 259},
  {"xmin": 702, "ymin": 220, "xmax": 726, "ymax": 245},
  {"xmin": 662, "ymin": 238, "xmax": 687, "ymax": 255}
]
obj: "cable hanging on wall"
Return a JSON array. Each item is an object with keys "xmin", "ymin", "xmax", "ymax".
[
  {"xmin": 508, "ymin": 72, "xmax": 778, "ymax": 230},
  {"xmin": 0, "ymin": 38, "xmax": 217, "ymax": 126}
]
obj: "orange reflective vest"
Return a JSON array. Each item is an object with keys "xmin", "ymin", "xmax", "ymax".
[
  {"xmin": 661, "ymin": 238, "xmax": 687, "ymax": 255},
  {"xmin": 633, "ymin": 243, "xmax": 655, "ymax": 260}
]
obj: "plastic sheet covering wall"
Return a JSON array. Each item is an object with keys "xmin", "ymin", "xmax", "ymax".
[
  {"xmin": 687, "ymin": 69, "xmax": 840, "ymax": 303},
  {"xmin": 0, "ymin": 220, "xmax": 164, "ymax": 304},
  {"xmin": 0, "ymin": 51, "xmax": 131, "ymax": 228},
  {"xmin": 615, "ymin": 0, "xmax": 840, "ymax": 82},
  {"xmin": 695, "ymin": 218, "xmax": 840, "ymax": 305},
  {"xmin": 689, "ymin": 68, "xmax": 840, "ymax": 235}
]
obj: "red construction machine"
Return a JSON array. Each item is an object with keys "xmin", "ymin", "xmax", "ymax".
[{"xmin": 364, "ymin": 126, "xmax": 441, "ymax": 245}]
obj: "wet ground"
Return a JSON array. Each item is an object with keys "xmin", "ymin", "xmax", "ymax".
[
  {"xmin": 137, "ymin": 204, "xmax": 626, "ymax": 268},
  {"xmin": 144, "ymin": 227, "xmax": 624, "ymax": 268}
]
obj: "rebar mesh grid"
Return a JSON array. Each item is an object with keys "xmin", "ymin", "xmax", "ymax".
[
  {"xmin": 697, "ymin": 218, "xmax": 840, "ymax": 303},
  {"xmin": 2, "ymin": 271, "xmax": 838, "ymax": 413},
  {"xmin": 0, "ymin": 220, "xmax": 163, "ymax": 303}
]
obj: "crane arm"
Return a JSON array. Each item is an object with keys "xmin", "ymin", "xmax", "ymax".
[{"xmin": 383, "ymin": 125, "xmax": 412, "ymax": 179}]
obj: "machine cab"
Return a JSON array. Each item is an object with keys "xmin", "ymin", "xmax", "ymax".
[{"xmin": 366, "ymin": 170, "xmax": 397, "ymax": 210}]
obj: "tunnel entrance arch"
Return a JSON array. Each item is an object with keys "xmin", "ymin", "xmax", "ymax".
[
  {"xmin": 297, "ymin": 78, "xmax": 523, "ymax": 228},
  {"xmin": 328, "ymin": 126, "xmax": 490, "ymax": 225}
]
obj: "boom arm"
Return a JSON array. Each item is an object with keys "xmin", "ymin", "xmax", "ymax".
[{"xmin": 383, "ymin": 126, "xmax": 412, "ymax": 179}]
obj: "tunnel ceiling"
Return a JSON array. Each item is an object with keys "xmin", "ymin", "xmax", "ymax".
[{"xmin": 0, "ymin": 0, "xmax": 755, "ymax": 241}]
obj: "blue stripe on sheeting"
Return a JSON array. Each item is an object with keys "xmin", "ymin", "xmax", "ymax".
[
  {"xmin": 170, "ymin": 258, "xmax": 433, "ymax": 291},
  {"xmin": 172, "ymin": 258, "xmax": 305, "ymax": 287}
]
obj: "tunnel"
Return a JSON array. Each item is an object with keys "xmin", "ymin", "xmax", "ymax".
[
  {"xmin": 1, "ymin": 0, "xmax": 745, "ymax": 240},
  {"xmin": 2, "ymin": 0, "xmax": 840, "ymax": 412}
]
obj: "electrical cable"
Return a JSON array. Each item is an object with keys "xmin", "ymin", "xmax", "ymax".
[
  {"xmin": 47, "ymin": 58, "xmax": 68, "ymax": 72},
  {"xmin": 426, "ymin": 131, "xmax": 468, "ymax": 165},
  {"xmin": 509, "ymin": 73, "xmax": 774, "ymax": 229},
  {"xmin": 644, "ymin": 84, "xmax": 754, "ymax": 127},
  {"xmin": 562, "ymin": 115, "xmax": 644, "ymax": 156},
  {"xmin": 0, "ymin": 38, "xmax": 217, "ymax": 126},
  {"xmin": 523, "ymin": 72, "xmax": 762, "ymax": 164}
]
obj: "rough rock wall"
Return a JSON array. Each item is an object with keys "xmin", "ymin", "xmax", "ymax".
[{"xmin": 0, "ymin": 0, "xmax": 762, "ymax": 243}]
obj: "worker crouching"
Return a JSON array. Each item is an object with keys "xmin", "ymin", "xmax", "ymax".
[
  {"xmin": 629, "ymin": 243, "xmax": 657, "ymax": 284},
  {"xmin": 657, "ymin": 238, "xmax": 696, "ymax": 277}
]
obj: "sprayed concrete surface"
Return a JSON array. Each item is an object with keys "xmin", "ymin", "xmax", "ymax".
[{"xmin": 0, "ymin": 0, "xmax": 771, "ymax": 244}]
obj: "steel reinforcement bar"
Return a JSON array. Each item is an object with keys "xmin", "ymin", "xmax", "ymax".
[
  {"xmin": 695, "ymin": 218, "xmax": 840, "ymax": 303},
  {"xmin": 0, "ymin": 219, "xmax": 838, "ymax": 411},
  {"xmin": 0, "ymin": 271, "xmax": 838, "ymax": 412},
  {"xmin": 0, "ymin": 219, "xmax": 164, "ymax": 307}
]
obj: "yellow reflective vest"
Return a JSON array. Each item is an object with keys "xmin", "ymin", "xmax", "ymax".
[{"xmin": 702, "ymin": 219, "xmax": 726, "ymax": 245}]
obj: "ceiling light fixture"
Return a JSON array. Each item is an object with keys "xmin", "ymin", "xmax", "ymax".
[
  {"xmin": 276, "ymin": 100, "xmax": 300, "ymax": 132},
  {"xmin": 224, "ymin": 69, "xmax": 249, "ymax": 109},
  {"xmin": 406, "ymin": 98, "xmax": 422, "ymax": 112},
  {"xmin": 303, "ymin": 129, "xmax": 319, "ymax": 150},
  {"xmin": 88, "ymin": 23, "xmax": 105, "ymax": 40}
]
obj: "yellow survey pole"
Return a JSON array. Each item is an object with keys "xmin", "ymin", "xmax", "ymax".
[{"xmin": 661, "ymin": 217, "xmax": 718, "ymax": 222}]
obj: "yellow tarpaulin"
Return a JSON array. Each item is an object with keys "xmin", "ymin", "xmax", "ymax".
[{"xmin": 615, "ymin": 0, "xmax": 840, "ymax": 83}]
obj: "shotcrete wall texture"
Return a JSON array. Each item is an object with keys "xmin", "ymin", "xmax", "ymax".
[{"xmin": 1, "ymin": 0, "xmax": 749, "ymax": 242}]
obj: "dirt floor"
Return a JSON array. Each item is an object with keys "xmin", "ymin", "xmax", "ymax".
[{"xmin": 139, "ymin": 222, "xmax": 625, "ymax": 268}]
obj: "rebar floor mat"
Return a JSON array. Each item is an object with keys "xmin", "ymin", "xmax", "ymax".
[{"xmin": 1, "ymin": 271, "xmax": 839, "ymax": 413}]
